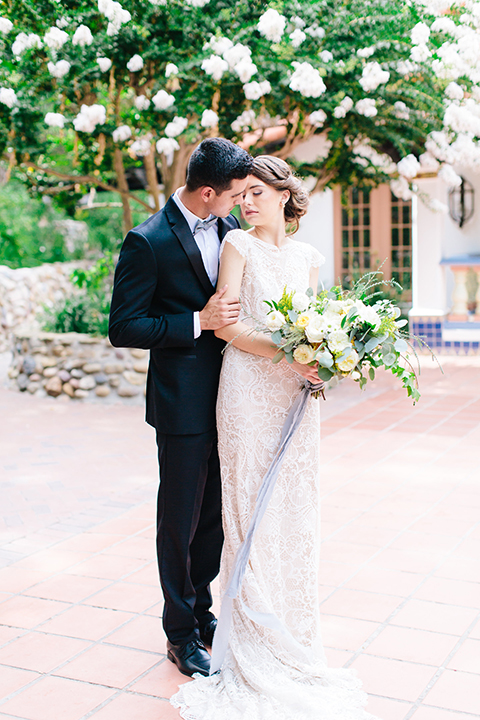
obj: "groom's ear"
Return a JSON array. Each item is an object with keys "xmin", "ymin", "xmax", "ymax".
[{"xmin": 200, "ymin": 186, "xmax": 216, "ymax": 203}]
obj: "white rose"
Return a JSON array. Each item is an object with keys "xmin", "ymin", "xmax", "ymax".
[
  {"xmin": 127, "ymin": 54, "xmax": 144, "ymax": 72},
  {"xmin": 45, "ymin": 112, "xmax": 66, "ymax": 128},
  {"xmin": 327, "ymin": 329, "xmax": 351, "ymax": 353},
  {"xmin": 337, "ymin": 349, "xmax": 359, "ymax": 373},
  {"xmin": 322, "ymin": 311, "xmax": 342, "ymax": 330},
  {"xmin": 201, "ymin": 109, "xmax": 218, "ymax": 128},
  {"xmin": 97, "ymin": 57, "xmax": 112, "ymax": 72},
  {"xmin": 73, "ymin": 24, "xmax": 93, "ymax": 47},
  {"xmin": 266, "ymin": 311, "xmax": 286, "ymax": 332},
  {"xmin": 305, "ymin": 315, "xmax": 326, "ymax": 343},
  {"xmin": 112, "ymin": 124, "xmax": 132, "ymax": 143},
  {"xmin": 356, "ymin": 303, "xmax": 381, "ymax": 330},
  {"xmin": 152, "ymin": 89, "xmax": 175, "ymax": 110},
  {"xmin": 292, "ymin": 292, "xmax": 310, "ymax": 313},
  {"xmin": 293, "ymin": 344, "xmax": 315, "ymax": 365}
]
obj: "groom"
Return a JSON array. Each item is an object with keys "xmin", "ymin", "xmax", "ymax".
[{"xmin": 109, "ymin": 138, "xmax": 253, "ymax": 677}]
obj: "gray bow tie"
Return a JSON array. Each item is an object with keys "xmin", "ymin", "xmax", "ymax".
[{"xmin": 193, "ymin": 216, "xmax": 218, "ymax": 236}]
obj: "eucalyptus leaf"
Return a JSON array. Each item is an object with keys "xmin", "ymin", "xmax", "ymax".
[
  {"xmin": 288, "ymin": 310, "xmax": 298, "ymax": 323},
  {"xmin": 317, "ymin": 366, "xmax": 334, "ymax": 381},
  {"xmin": 368, "ymin": 366, "xmax": 375, "ymax": 381},
  {"xmin": 327, "ymin": 291, "xmax": 337, "ymax": 299},
  {"xmin": 284, "ymin": 350, "xmax": 294, "ymax": 364},
  {"xmin": 396, "ymin": 318, "xmax": 408, "ymax": 328},
  {"xmin": 272, "ymin": 350, "xmax": 284, "ymax": 364},
  {"xmin": 383, "ymin": 352, "xmax": 397, "ymax": 367},
  {"xmin": 364, "ymin": 337, "xmax": 380, "ymax": 353},
  {"xmin": 354, "ymin": 340, "xmax": 364, "ymax": 352},
  {"xmin": 394, "ymin": 338, "xmax": 409, "ymax": 353},
  {"xmin": 306, "ymin": 287, "xmax": 313, "ymax": 297},
  {"xmin": 316, "ymin": 351, "xmax": 334, "ymax": 368},
  {"xmin": 271, "ymin": 330, "xmax": 283, "ymax": 345}
]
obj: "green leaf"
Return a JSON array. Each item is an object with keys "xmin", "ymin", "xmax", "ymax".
[
  {"xmin": 359, "ymin": 376, "xmax": 367, "ymax": 390},
  {"xmin": 354, "ymin": 340, "xmax": 364, "ymax": 352},
  {"xmin": 316, "ymin": 351, "xmax": 334, "ymax": 368},
  {"xmin": 368, "ymin": 366, "xmax": 375, "ymax": 381},
  {"xmin": 288, "ymin": 310, "xmax": 298, "ymax": 323},
  {"xmin": 383, "ymin": 352, "xmax": 397, "ymax": 367},
  {"xmin": 318, "ymin": 366, "xmax": 334, "ymax": 381},
  {"xmin": 364, "ymin": 337, "xmax": 380, "ymax": 353},
  {"xmin": 306, "ymin": 287, "xmax": 314, "ymax": 297},
  {"xmin": 284, "ymin": 350, "xmax": 294, "ymax": 364},
  {"xmin": 272, "ymin": 350, "xmax": 284, "ymax": 364},
  {"xmin": 394, "ymin": 338, "xmax": 409, "ymax": 353},
  {"xmin": 271, "ymin": 330, "xmax": 283, "ymax": 344}
]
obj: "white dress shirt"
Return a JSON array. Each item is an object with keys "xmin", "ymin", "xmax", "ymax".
[{"xmin": 173, "ymin": 190, "xmax": 221, "ymax": 338}]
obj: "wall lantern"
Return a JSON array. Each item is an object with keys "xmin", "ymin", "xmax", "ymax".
[{"xmin": 448, "ymin": 177, "xmax": 474, "ymax": 228}]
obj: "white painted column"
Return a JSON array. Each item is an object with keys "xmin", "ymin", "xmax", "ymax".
[{"xmin": 295, "ymin": 189, "xmax": 335, "ymax": 290}]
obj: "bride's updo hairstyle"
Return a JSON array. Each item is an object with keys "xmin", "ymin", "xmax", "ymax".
[{"xmin": 250, "ymin": 156, "xmax": 309, "ymax": 233}]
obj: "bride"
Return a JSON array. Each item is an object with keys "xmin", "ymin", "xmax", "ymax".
[{"xmin": 171, "ymin": 156, "xmax": 378, "ymax": 719}]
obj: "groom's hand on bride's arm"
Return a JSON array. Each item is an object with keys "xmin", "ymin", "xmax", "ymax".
[{"xmin": 199, "ymin": 285, "xmax": 241, "ymax": 331}]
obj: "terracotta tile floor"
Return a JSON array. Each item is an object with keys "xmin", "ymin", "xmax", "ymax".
[{"xmin": 1, "ymin": 354, "xmax": 480, "ymax": 719}]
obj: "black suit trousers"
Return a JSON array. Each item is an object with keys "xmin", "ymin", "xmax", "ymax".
[{"xmin": 156, "ymin": 429, "xmax": 223, "ymax": 644}]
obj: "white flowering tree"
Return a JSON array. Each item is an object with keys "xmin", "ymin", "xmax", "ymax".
[{"xmin": 1, "ymin": 0, "xmax": 480, "ymax": 233}]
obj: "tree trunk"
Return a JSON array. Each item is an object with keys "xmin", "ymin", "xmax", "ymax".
[
  {"xmin": 113, "ymin": 147, "xmax": 133, "ymax": 233},
  {"xmin": 144, "ymin": 146, "xmax": 161, "ymax": 212},
  {"xmin": 162, "ymin": 138, "xmax": 196, "ymax": 200}
]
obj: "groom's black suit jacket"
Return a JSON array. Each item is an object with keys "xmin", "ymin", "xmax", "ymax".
[{"xmin": 108, "ymin": 196, "xmax": 240, "ymax": 435}]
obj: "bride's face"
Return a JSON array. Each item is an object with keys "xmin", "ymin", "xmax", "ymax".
[{"xmin": 240, "ymin": 176, "xmax": 289, "ymax": 226}]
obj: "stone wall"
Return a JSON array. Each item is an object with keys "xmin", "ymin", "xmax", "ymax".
[{"xmin": 7, "ymin": 330, "xmax": 147, "ymax": 404}]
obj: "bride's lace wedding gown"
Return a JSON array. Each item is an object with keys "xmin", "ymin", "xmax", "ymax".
[{"xmin": 172, "ymin": 230, "xmax": 377, "ymax": 720}]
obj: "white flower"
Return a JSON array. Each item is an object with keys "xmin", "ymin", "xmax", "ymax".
[
  {"xmin": 12, "ymin": 32, "xmax": 42, "ymax": 55},
  {"xmin": 73, "ymin": 104, "xmax": 106, "ymax": 133},
  {"xmin": 438, "ymin": 163, "xmax": 462, "ymax": 188},
  {"xmin": 127, "ymin": 54, "xmax": 144, "ymax": 72},
  {"xmin": 56, "ymin": 17, "xmax": 69, "ymax": 28},
  {"xmin": 0, "ymin": 17, "xmax": 13, "ymax": 34},
  {"xmin": 445, "ymin": 81, "xmax": 464, "ymax": 100},
  {"xmin": 394, "ymin": 101, "xmax": 410, "ymax": 120},
  {"xmin": 165, "ymin": 115, "xmax": 188, "ymax": 137},
  {"xmin": 355, "ymin": 98, "xmax": 377, "ymax": 117},
  {"xmin": 397, "ymin": 154, "xmax": 420, "ymax": 179},
  {"xmin": 201, "ymin": 109, "xmax": 218, "ymax": 128},
  {"xmin": 112, "ymin": 124, "xmax": 132, "ymax": 142},
  {"xmin": 234, "ymin": 57, "xmax": 257, "ymax": 83},
  {"xmin": 0, "ymin": 88, "xmax": 17, "ymax": 108},
  {"xmin": 431, "ymin": 17, "xmax": 457, "ymax": 34},
  {"xmin": 223, "ymin": 43, "xmax": 251, "ymax": 69},
  {"xmin": 419, "ymin": 152, "xmax": 439, "ymax": 172},
  {"xmin": 257, "ymin": 8, "xmax": 286, "ymax": 43},
  {"xmin": 292, "ymin": 292, "xmax": 310, "ymax": 313},
  {"xmin": 186, "ymin": 0, "xmax": 210, "ymax": 6},
  {"xmin": 243, "ymin": 80, "xmax": 271, "ymax": 100},
  {"xmin": 410, "ymin": 44, "xmax": 431, "ymax": 62},
  {"xmin": 444, "ymin": 103, "xmax": 480, "ymax": 135},
  {"xmin": 266, "ymin": 310, "xmax": 286, "ymax": 331},
  {"xmin": 201, "ymin": 54, "xmax": 229, "ymax": 82},
  {"xmin": 156, "ymin": 137, "xmax": 180, "ymax": 166},
  {"xmin": 152, "ymin": 89, "xmax": 175, "ymax": 110},
  {"xmin": 322, "ymin": 311, "xmax": 342, "ymax": 330},
  {"xmin": 99, "ymin": 0, "xmax": 131, "ymax": 32},
  {"xmin": 293, "ymin": 345, "xmax": 315, "ymax": 365},
  {"xmin": 352, "ymin": 141, "xmax": 396, "ymax": 173},
  {"xmin": 72, "ymin": 24, "xmax": 93, "ymax": 47},
  {"xmin": 129, "ymin": 134, "xmax": 152, "ymax": 157},
  {"xmin": 390, "ymin": 176, "xmax": 413, "ymax": 201},
  {"xmin": 357, "ymin": 46, "xmax": 375, "ymax": 58},
  {"xmin": 289, "ymin": 62, "xmax": 326, "ymax": 98},
  {"xmin": 97, "ymin": 57, "xmax": 112, "ymax": 72},
  {"xmin": 44, "ymin": 26, "xmax": 68, "ymax": 50},
  {"xmin": 45, "ymin": 112, "xmax": 65, "ymax": 128},
  {"xmin": 165, "ymin": 62, "xmax": 179, "ymax": 78},
  {"xmin": 47, "ymin": 60, "xmax": 71, "ymax": 78},
  {"xmin": 289, "ymin": 29, "xmax": 306, "ymax": 47},
  {"xmin": 355, "ymin": 302, "xmax": 381, "ymax": 330},
  {"xmin": 134, "ymin": 95, "xmax": 151, "ymax": 110},
  {"xmin": 231, "ymin": 109, "xmax": 256, "ymax": 133},
  {"xmin": 411, "ymin": 22, "xmax": 430, "ymax": 45},
  {"xmin": 337, "ymin": 349, "xmax": 359, "ymax": 373},
  {"xmin": 429, "ymin": 198, "xmax": 449, "ymax": 214},
  {"xmin": 205, "ymin": 36, "xmax": 233, "ymax": 56},
  {"xmin": 305, "ymin": 25, "xmax": 325, "ymax": 39},
  {"xmin": 359, "ymin": 62, "xmax": 390, "ymax": 92},
  {"xmin": 327, "ymin": 329, "xmax": 351, "ymax": 353},
  {"xmin": 334, "ymin": 96, "xmax": 353, "ymax": 119},
  {"xmin": 319, "ymin": 50, "xmax": 333, "ymax": 62},
  {"xmin": 305, "ymin": 315, "xmax": 326, "ymax": 343},
  {"xmin": 308, "ymin": 109, "xmax": 327, "ymax": 127}
]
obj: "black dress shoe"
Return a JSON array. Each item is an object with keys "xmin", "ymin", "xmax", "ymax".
[
  {"xmin": 199, "ymin": 618, "xmax": 217, "ymax": 647},
  {"xmin": 167, "ymin": 638, "xmax": 211, "ymax": 677}
]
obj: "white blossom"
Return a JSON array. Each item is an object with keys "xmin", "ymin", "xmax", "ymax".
[
  {"xmin": 289, "ymin": 28, "xmax": 306, "ymax": 47},
  {"xmin": 129, "ymin": 134, "xmax": 153, "ymax": 157},
  {"xmin": 352, "ymin": 141, "xmax": 396, "ymax": 173},
  {"xmin": 152, "ymin": 89, "xmax": 175, "ymax": 110},
  {"xmin": 444, "ymin": 103, "xmax": 480, "ymax": 135},
  {"xmin": 357, "ymin": 46, "xmax": 374, "ymax": 58},
  {"xmin": 308, "ymin": 109, "xmax": 327, "ymax": 127},
  {"xmin": 134, "ymin": 95, "xmax": 151, "ymax": 110},
  {"xmin": 355, "ymin": 98, "xmax": 377, "ymax": 117},
  {"xmin": 47, "ymin": 60, "xmax": 71, "ymax": 78},
  {"xmin": 445, "ymin": 81, "xmax": 464, "ymax": 100},
  {"xmin": 257, "ymin": 8, "xmax": 286, "ymax": 43},
  {"xmin": 333, "ymin": 96, "xmax": 353, "ymax": 118},
  {"xmin": 319, "ymin": 50, "xmax": 333, "ymax": 63},
  {"xmin": 99, "ymin": 0, "xmax": 131, "ymax": 34},
  {"xmin": 56, "ymin": 17, "xmax": 70, "ymax": 29},
  {"xmin": 112, "ymin": 124, "xmax": 132, "ymax": 142},
  {"xmin": 201, "ymin": 54, "xmax": 229, "ymax": 82},
  {"xmin": 243, "ymin": 80, "xmax": 271, "ymax": 100},
  {"xmin": 0, "ymin": 87, "xmax": 17, "ymax": 108},
  {"xmin": 431, "ymin": 17, "xmax": 457, "ymax": 34},
  {"xmin": 397, "ymin": 154, "xmax": 420, "ymax": 179},
  {"xmin": 419, "ymin": 152, "xmax": 440, "ymax": 172},
  {"xmin": 291, "ymin": 16, "xmax": 306, "ymax": 28},
  {"xmin": 428, "ymin": 198, "xmax": 449, "ymax": 214},
  {"xmin": 97, "ymin": 57, "xmax": 112, "ymax": 72},
  {"xmin": 12, "ymin": 32, "xmax": 42, "ymax": 55},
  {"xmin": 156, "ymin": 137, "xmax": 179, "ymax": 166},
  {"xmin": 410, "ymin": 44, "xmax": 431, "ymax": 62},
  {"xmin": 165, "ymin": 62, "xmax": 179, "ymax": 77},
  {"xmin": 72, "ymin": 24, "xmax": 93, "ymax": 47},
  {"xmin": 201, "ymin": 109, "xmax": 218, "ymax": 128},
  {"xmin": 234, "ymin": 57, "xmax": 257, "ymax": 83},
  {"xmin": 0, "ymin": 17, "xmax": 13, "ymax": 34},
  {"xmin": 292, "ymin": 292, "xmax": 310, "ymax": 312},
  {"xmin": 289, "ymin": 62, "xmax": 326, "ymax": 98},
  {"xmin": 394, "ymin": 101, "xmax": 410, "ymax": 120},
  {"xmin": 359, "ymin": 62, "xmax": 390, "ymax": 92},
  {"xmin": 45, "ymin": 112, "xmax": 65, "ymax": 128},
  {"xmin": 425, "ymin": 130, "xmax": 456, "ymax": 164},
  {"xmin": 205, "ymin": 36, "xmax": 233, "ymax": 56},
  {"xmin": 397, "ymin": 60, "xmax": 417, "ymax": 76},
  {"xmin": 44, "ymin": 26, "xmax": 68, "ymax": 50},
  {"xmin": 390, "ymin": 176, "xmax": 413, "ymax": 201},
  {"xmin": 127, "ymin": 54, "xmax": 144, "ymax": 72},
  {"xmin": 438, "ymin": 163, "xmax": 462, "ymax": 187},
  {"xmin": 305, "ymin": 25, "xmax": 325, "ymax": 39},
  {"xmin": 73, "ymin": 104, "xmax": 106, "ymax": 133},
  {"xmin": 223, "ymin": 43, "xmax": 251, "ymax": 69},
  {"xmin": 411, "ymin": 22, "xmax": 430, "ymax": 45},
  {"xmin": 231, "ymin": 109, "xmax": 256, "ymax": 133},
  {"xmin": 186, "ymin": 0, "xmax": 210, "ymax": 6},
  {"xmin": 165, "ymin": 115, "xmax": 188, "ymax": 137}
]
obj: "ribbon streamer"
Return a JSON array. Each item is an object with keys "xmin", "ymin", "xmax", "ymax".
[{"xmin": 210, "ymin": 381, "xmax": 322, "ymax": 674}]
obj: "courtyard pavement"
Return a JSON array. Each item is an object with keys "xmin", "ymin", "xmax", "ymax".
[{"xmin": 0, "ymin": 353, "xmax": 479, "ymax": 720}]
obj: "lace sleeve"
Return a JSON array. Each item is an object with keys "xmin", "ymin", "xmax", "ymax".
[
  {"xmin": 309, "ymin": 245, "xmax": 325, "ymax": 268},
  {"xmin": 219, "ymin": 229, "xmax": 250, "ymax": 259}
]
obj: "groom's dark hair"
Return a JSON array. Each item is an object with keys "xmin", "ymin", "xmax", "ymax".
[{"xmin": 186, "ymin": 138, "xmax": 253, "ymax": 194}]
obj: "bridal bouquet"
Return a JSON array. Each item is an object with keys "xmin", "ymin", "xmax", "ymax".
[{"xmin": 263, "ymin": 274, "xmax": 426, "ymax": 403}]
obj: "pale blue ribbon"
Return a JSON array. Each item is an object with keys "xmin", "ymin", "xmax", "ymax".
[{"xmin": 210, "ymin": 381, "xmax": 322, "ymax": 674}]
